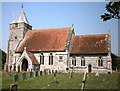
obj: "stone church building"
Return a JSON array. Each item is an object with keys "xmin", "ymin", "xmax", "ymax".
[{"xmin": 5, "ymin": 6, "xmax": 112, "ymax": 73}]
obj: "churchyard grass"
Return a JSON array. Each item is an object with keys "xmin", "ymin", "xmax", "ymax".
[
  {"xmin": 85, "ymin": 72, "xmax": 119, "ymax": 89},
  {"xmin": 2, "ymin": 70, "xmax": 119, "ymax": 90}
]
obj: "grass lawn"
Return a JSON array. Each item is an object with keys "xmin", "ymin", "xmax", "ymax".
[
  {"xmin": 85, "ymin": 72, "xmax": 119, "ymax": 89},
  {"xmin": 2, "ymin": 70, "xmax": 83, "ymax": 90},
  {"xmin": 2, "ymin": 70, "xmax": 119, "ymax": 90}
]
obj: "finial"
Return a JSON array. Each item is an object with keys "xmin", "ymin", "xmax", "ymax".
[{"xmin": 21, "ymin": 3, "xmax": 23, "ymax": 8}]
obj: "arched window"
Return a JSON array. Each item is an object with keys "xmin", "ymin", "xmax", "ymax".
[
  {"xmin": 72, "ymin": 57, "xmax": 76, "ymax": 66},
  {"xmin": 49, "ymin": 53, "xmax": 53, "ymax": 65},
  {"xmin": 81, "ymin": 56, "xmax": 85, "ymax": 66},
  {"xmin": 98, "ymin": 56, "xmax": 103, "ymax": 66},
  {"xmin": 40, "ymin": 53, "xmax": 44, "ymax": 65}
]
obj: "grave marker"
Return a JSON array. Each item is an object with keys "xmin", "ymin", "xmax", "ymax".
[
  {"xmin": 22, "ymin": 71, "xmax": 26, "ymax": 80},
  {"xmin": 13, "ymin": 64, "xmax": 16, "ymax": 71},
  {"xmin": 13, "ymin": 73, "xmax": 18, "ymax": 83},
  {"xmin": 10, "ymin": 84, "xmax": 17, "ymax": 91},
  {"xmin": 44, "ymin": 70, "xmax": 46, "ymax": 75},
  {"xmin": 35, "ymin": 70, "xmax": 38, "ymax": 77},
  {"xmin": 6, "ymin": 65, "xmax": 8, "ymax": 73},
  {"xmin": 40, "ymin": 71, "xmax": 42, "ymax": 76},
  {"xmin": 30, "ymin": 70, "xmax": 33, "ymax": 78},
  {"xmin": 18, "ymin": 65, "xmax": 20, "ymax": 73}
]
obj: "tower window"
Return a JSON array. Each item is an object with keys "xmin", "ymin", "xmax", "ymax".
[{"xmin": 15, "ymin": 23, "xmax": 18, "ymax": 27}]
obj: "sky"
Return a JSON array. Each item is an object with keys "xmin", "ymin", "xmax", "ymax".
[{"xmin": 1, "ymin": 2, "xmax": 119, "ymax": 55}]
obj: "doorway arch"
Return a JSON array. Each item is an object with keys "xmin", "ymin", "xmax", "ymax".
[{"xmin": 22, "ymin": 58, "xmax": 28, "ymax": 71}]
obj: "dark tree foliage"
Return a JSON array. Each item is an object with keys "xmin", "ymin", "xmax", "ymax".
[
  {"xmin": 0, "ymin": 49, "xmax": 6, "ymax": 69},
  {"xmin": 101, "ymin": 1, "xmax": 120, "ymax": 21}
]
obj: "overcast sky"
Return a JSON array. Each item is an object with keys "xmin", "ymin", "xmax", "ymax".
[{"xmin": 1, "ymin": 2, "xmax": 118, "ymax": 55}]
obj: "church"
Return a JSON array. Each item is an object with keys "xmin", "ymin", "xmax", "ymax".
[{"xmin": 5, "ymin": 6, "xmax": 112, "ymax": 73}]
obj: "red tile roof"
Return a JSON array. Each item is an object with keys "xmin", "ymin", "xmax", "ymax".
[
  {"xmin": 16, "ymin": 27, "xmax": 72, "ymax": 52},
  {"xmin": 27, "ymin": 52, "xmax": 39, "ymax": 64},
  {"xmin": 71, "ymin": 34, "xmax": 110, "ymax": 54}
]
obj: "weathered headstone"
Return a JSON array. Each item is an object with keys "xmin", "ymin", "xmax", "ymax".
[
  {"xmin": 69, "ymin": 70, "xmax": 73, "ymax": 78},
  {"xmin": 17, "ymin": 65, "xmax": 20, "ymax": 73},
  {"xmin": 22, "ymin": 71, "xmax": 26, "ymax": 80},
  {"xmin": 13, "ymin": 64, "xmax": 16, "ymax": 71},
  {"xmin": 44, "ymin": 70, "xmax": 46, "ymax": 75},
  {"xmin": 54, "ymin": 70, "xmax": 57, "ymax": 80},
  {"xmin": 6, "ymin": 65, "xmax": 8, "ymax": 73},
  {"xmin": 10, "ymin": 84, "xmax": 17, "ymax": 91},
  {"xmin": 51, "ymin": 70, "xmax": 59, "ymax": 84},
  {"xmin": 30, "ymin": 70, "xmax": 33, "ymax": 78},
  {"xmin": 52, "ymin": 70, "xmax": 54, "ymax": 74},
  {"xmin": 13, "ymin": 73, "xmax": 18, "ymax": 83},
  {"xmin": 48, "ymin": 69, "xmax": 51, "ymax": 75},
  {"xmin": 10, "ymin": 65, "xmax": 12, "ymax": 73},
  {"xmin": 35, "ymin": 70, "xmax": 38, "ymax": 77},
  {"xmin": 40, "ymin": 71, "xmax": 42, "ymax": 76}
]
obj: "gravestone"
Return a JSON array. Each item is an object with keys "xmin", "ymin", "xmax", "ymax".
[
  {"xmin": 35, "ymin": 70, "xmax": 38, "ymax": 77},
  {"xmin": 6, "ymin": 65, "xmax": 8, "ymax": 73},
  {"xmin": 10, "ymin": 84, "xmax": 17, "ymax": 91},
  {"xmin": 40, "ymin": 71, "xmax": 42, "ymax": 76},
  {"xmin": 52, "ymin": 70, "xmax": 54, "ymax": 74},
  {"xmin": 69, "ymin": 70, "xmax": 73, "ymax": 78},
  {"xmin": 13, "ymin": 73, "xmax": 18, "ymax": 83},
  {"xmin": 48, "ymin": 69, "xmax": 51, "ymax": 75},
  {"xmin": 13, "ymin": 65, "xmax": 16, "ymax": 71},
  {"xmin": 30, "ymin": 70, "xmax": 33, "ymax": 78},
  {"xmin": 44, "ymin": 70, "xmax": 46, "ymax": 75},
  {"xmin": 51, "ymin": 70, "xmax": 59, "ymax": 84},
  {"xmin": 54, "ymin": 70, "xmax": 57, "ymax": 80},
  {"xmin": 10, "ymin": 65, "xmax": 12, "ymax": 73},
  {"xmin": 22, "ymin": 71, "xmax": 26, "ymax": 80},
  {"xmin": 17, "ymin": 65, "xmax": 20, "ymax": 73}
]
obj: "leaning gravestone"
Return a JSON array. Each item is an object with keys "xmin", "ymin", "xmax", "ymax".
[
  {"xmin": 51, "ymin": 70, "xmax": 59, "ymax": 84},
  {"xmin": 10, "ymin": 84, "xmax": 17, "ymax": 91},
  {"xmin": 22, "ymin": 71, "xmax": 26, "ymax": 80}
]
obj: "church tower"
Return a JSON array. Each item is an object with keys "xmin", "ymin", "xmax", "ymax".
[{"xmin": 6, "ymin": 5, "xmax": 32, "ymax": 67}]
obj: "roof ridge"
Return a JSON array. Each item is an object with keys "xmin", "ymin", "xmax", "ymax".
[
  {"xmin": 75, "ymin": 33, "xmax": 109, "ymax": 37},
  {"xmin": 32, "ymin": 27, "xmax": 72, "ymax": 31}
]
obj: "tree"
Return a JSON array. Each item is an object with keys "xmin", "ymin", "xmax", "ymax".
[
  {"xmin": 101, "ymin": 1, "xmax": 120, "ymax": 21},
  {"xmin": 0, "ymin": 49, "xmax": 6, "ymax": 70}
]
